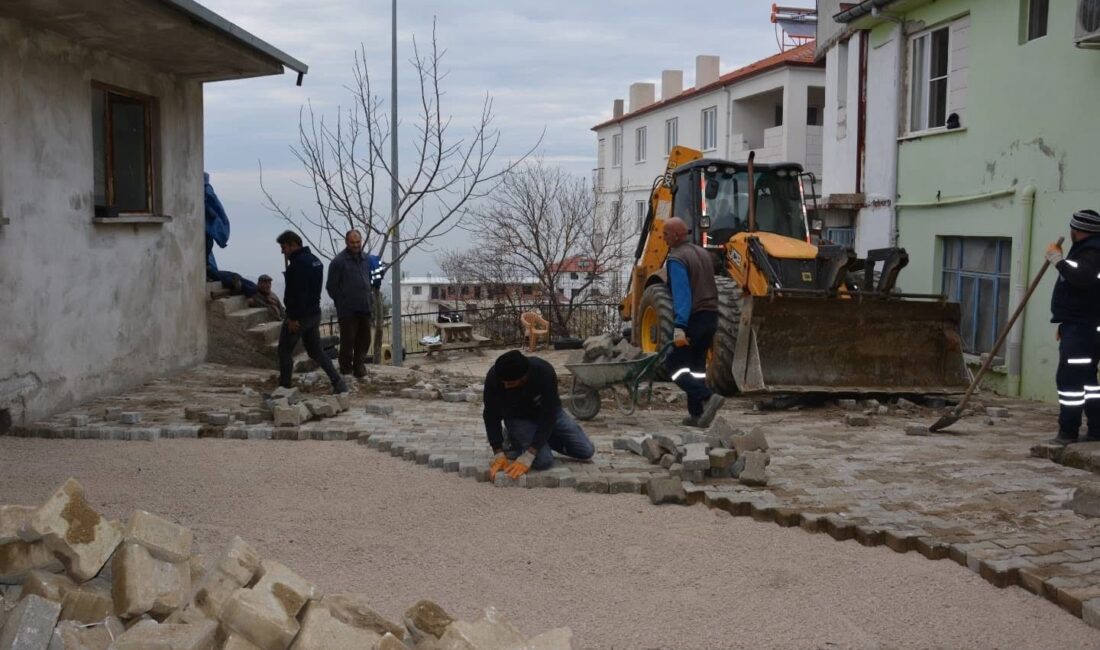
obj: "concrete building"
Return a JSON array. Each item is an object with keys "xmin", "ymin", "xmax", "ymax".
[
  {"xmin": 0, "ymin": 0, "xmax": 306, "ymax": 428},
  {"xmin": 832, "ymin": 0, "xmax": 1100, "ymax": 401},
  {"xmin": 400, "ymin": 277, "xmax": 544, "ymax": 319}
]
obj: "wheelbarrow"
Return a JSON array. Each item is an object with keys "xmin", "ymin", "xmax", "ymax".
[{"xmin": 564, "ymin": 342, "xmax": 673, "ymax": 420}]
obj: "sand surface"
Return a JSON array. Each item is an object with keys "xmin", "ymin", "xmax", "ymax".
[{"xmin": 2, "ymin": 437, "xmax": 1097, "ymax": 649}]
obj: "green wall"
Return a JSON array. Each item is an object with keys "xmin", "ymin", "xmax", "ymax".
[{"xmin": 884, "ymin": 0, "xmax": 1100, "ymax": 400}]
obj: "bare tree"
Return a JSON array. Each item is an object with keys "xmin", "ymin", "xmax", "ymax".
[
  {"xmin": 464, "ymin": 160, "xmax": 633, "ymax": 336},
  {"xmin": 261, "ymin": 23, "xmax": 536, "ymax": 360}
]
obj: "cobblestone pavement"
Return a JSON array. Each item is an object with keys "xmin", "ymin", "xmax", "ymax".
[{"xmin": 10, "ymin": 362, "xmax": 1100, "ymax": 631}]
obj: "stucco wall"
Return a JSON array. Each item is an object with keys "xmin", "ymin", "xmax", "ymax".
[
  {"xmin": 889, "ymin": 0, "xmax": 1100, "ymax": 400},
  {"xmin": 0, "ymin": 17, "xmax": 206, "ymax": 426}
]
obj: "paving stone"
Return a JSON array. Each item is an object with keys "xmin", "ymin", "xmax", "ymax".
[
  {"xmin": 59, "ymin": 579, "xmax": 114, "ymax": 624},
  {"xmin": 292, "ymin": 594, "xmax": 404, "ymax": 649},
  {"xmin": 123, "ymin": 510, "xmax": 192, "ymax": 563},
  {"xmin": 304, "ymin": 399, "xmax": 336, "ymax": 418},
  {"xmin": 0, "ymin": 506, "xmax": 33, "ymax": 545},
  {"xmin": 110, "ymin": 620, "xmax": 217, "ymax": 650},
  {"xmin": 183, "ymin": 407, "xmax": 203, "ymax": 421},
  {"xmin": 48, "ymin": 617, "xmax": 125, "ymax": 650},
  {"xmin": 708, "ymin": 448, "xmax": 737, "ymax": 470},
  {"xmin": 272, "ymin": 406, "xmax": 303, "ymax": 427},
  {"xmin": 739, "ymin": 451, "xmax": 769, "ymax": 486},
  {"xmin": 0, "ymin": 594, "xmax": 61, "ymax": 650},
  {"xmin": 613, "ymin": 435, "xmax": 649, "ymax": 456},
  {"xmin": 25, "ymin": 479, "xmax": 122, "ymax": 581},
  {"xmin": 1082, "ymin": 597, "xmax": 1100, "ymax": 629},
  {"xmin": 681, "ymin": 443, "xmax": 710, "ymax": 471},
  {"xmin": 103, "ymin": 408, "xmax": 121, "ymax": 422},
  {"xmin": 608, "ymin": 476, "xmax": 643, "ymax": 494},
  {"xmin": 493, "ymin": 474, "xmax": 525, "ymax": 488},
  {"xmin": 437, "ymin": 610, "xmax": 527, "ymax": 649},
  {"xmin": 904, "ymin": 423, "xmax": 930, "ymax": 436},
  {"xmin": 0, "ymin": 541, "xmax": 64, "ymax": 583},
  {"xmin": 19, "ymin": 570, "xmax": 73, "ymax": 603},
  {"xmin": 246, "ymin": 427, "xmax": 274, "ymax": 441},
  {"xmin": 986, "ymin": 407, "xmax": 1010, "ymax": 418},
  {"xmin": 271, "ymin": 386, "xmax": 301, "ymax": 404},
  {"xmin": 119, "ymin": 412, "xmax": 142, "ymax": 425},
  {"xmin": 111, "ymin": 543, "xmax": 189, "ymax": 617},
  {"xmin": 647, "ymin": 478, "xmax": 686, "ymax": 505},
  {"xmin": 845, "ymin": 414, "xmax": 871, "ymax": 427},
  {"xmin": 205, "ymin": 413, "xmax": 231, "ymax": 426},
  {"xmin": 836, "ymin": 399, "xmax": 858, "ymax": 410},
  {"xmin": 731, "ymin": 428, "xmax": 768, "ymax": 454},
  {"xmin": 1068, "ymin": 485, "xmax": 1100, "ymax": 518},
  {"xmin": 68, "ymin": 415, "xmax": 88, "ymax": 428},
  {"xmin": 573, "ymin": 477, "xmax": 609, "ymax": 494},
  {"xmin": 640, "ymin": 438, "xmax": 664, "ymax": 463},
  {"xmin": 222, "ymin": 560, "xmax": 316, "ymax": 650},
  {"xmin": 365, "ymin": 404, "xmax": 394, "ymax": 416}
]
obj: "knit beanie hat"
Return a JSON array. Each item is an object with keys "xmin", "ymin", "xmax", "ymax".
[
  {"xmin": 494, "ymin": 350, "xmax": 530, "ymax": 382},
  {"xmin": 1070, "ymin": 209, "xmax": 1100, "ymax": 233}
]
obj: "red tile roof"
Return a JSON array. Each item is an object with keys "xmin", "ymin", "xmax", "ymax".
[{"xmin": 591, "ymin": 42, "xmax": 821, "ymax": 131}]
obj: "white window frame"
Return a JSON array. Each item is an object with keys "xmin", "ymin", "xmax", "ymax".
[
  {"xmin": 635, "ymin": 126, "xmax": 647, "ymax": 163},
  {"xmin": 664, "ymin": 117, "xmax": 678, "ymax": 156},
  {"xmin": 611, "ymin": 133, "xmax": 622, "ymax": 167},
  {"xmin": 908, "ymin": 24, "xmax": 951, "ymax": 134},
  {"xmin": 701, "ymin": 106, "xmax": 718, "ymax": 151}
]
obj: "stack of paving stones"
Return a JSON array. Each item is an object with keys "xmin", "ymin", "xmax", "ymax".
[
  {"xmin": 0, "ymin": 479, "xmax": 573, "ymax": 649},
  {"xmin": 578, "ymin": 334, "xmax": 645, "ymax": 363}
]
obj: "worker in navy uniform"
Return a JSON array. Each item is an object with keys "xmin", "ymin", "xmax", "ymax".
[{"xmin": 1047, "ymin": 209, "xmax": 1100, "ymax": 444}]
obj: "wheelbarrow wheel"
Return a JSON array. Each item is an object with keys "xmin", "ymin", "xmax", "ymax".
[{"xmin": 569, "ymin": 384, "xmax": 601, "ymax": 420}]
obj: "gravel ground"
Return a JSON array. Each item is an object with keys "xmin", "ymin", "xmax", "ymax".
[{"xmin": 2, "ymin": 437, "xmax": 1098, "ymax": 649}]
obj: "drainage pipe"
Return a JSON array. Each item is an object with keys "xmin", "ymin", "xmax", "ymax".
[{"xmin": 1007, "ymin": 185, "xmax": 1037, "ymax": 396}]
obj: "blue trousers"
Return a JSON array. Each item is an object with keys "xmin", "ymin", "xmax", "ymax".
[
  {"xmin": 1057, "ymin": 322, "xmax": 1100, "ymax": 436},
  {"xmin": 504, "ymin": 408, "xmax": 595, "ymax": 470},
  {"xmin": 664, "ymin": 311, "xmax": 717, "ymax": 416}
]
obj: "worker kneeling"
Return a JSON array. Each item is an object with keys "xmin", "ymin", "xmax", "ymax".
[{"xmin": 484, "ymin": 350, "xmax": 596, "ymax": 480}]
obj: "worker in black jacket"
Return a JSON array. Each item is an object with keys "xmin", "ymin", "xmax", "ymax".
[
  {"xmin": 1047, "ymin": 209, "xmax": 1100, "ymax": 444},
  {"xmin": 276, "ymin": 231, "xmax": 346, "ymax": 393},
  {"xmin": 483, "ymin": 350, "xmax": 595, "ymax": 480}
]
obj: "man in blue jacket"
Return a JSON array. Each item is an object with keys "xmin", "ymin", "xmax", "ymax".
[
  {"xmin": 1046, "ymin": 209, "xmax": 1100, "ymax": 444},
  {"xmin": 327, "ymin": 229, "xmax": 382, "ymax": 378},
  {"xmin": 276, "ymin": 231, "xmax": 347, "ymax": 393},
  {"xmin": 663, "ymin": 217, "xmax": 725, "ymax": 428}
]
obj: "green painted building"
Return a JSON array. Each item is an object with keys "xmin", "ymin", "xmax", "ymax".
[{"xmin": 838, "ymin": 0, "xmax": 1100, "ymax": 401}]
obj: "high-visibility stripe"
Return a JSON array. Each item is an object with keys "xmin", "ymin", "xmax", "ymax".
[
  {"xmin": 1068, "ymin": 358, "xmax": 1094, "ymax": 365},
  {"xmin": 1086, "ymin": 386, "xmax": 1100, "ymax": 392},
  {"xmin": 671, "ymin": 368, "xmax": 706, "ymax": 381},
  {"xmin": 1059, "ymin": 390, "xmax": 1087, "ymax": 397},
  {"xmin": 1061, "ymin": 399, "xmax": 1087, "ymax": 407},
  {"xmin": 1086, "ymin": 394, "xmax": 1100, "ymax": 401},
  {"xmin": 1066, "ymin": 260, "xmax": 1079, "ymax": 268}
]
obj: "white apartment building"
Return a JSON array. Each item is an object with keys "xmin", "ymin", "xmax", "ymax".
[{"xmin": 592, "ymin": 44, "xmax": 826, "ymax": 240}]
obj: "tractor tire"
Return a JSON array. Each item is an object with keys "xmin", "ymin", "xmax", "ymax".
[
  {"xmin": 706, "ymin": 276, "xmax": 743, "ymax": 397},
  {"xmin": 636, "ymin": 283, "xmax": 674, "ymax": 380}
]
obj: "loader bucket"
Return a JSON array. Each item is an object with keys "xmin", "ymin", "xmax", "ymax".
[{"xmin": 729, "ymin": 295, "xmax": 970, "ymax": 395}]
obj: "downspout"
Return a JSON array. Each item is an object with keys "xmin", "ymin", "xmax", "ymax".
[
  {"xmin": 723, "ymin": 85, "xmax": 733, "ymax": 159},
  {"xmin": 855, "ymin": 32, "xmax": 868, "ymax": 195},
  {"xmin": 1007, "ymin": 185, "xmax": 1038, "ymax": 396},
  {"xmin": 872, "ymin": 7, "xmax": 906, "ymax": 247}
]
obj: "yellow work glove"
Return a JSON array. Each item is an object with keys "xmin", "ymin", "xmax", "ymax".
[
  {"xmin": 673, "ymin": 327, "xmax": 690, "ymax": 348},
  {"xmin": 488, "ymin": 452, "xmax": 509, "ymax": 480},
  {"xmin": 505, "ymin": 451, "xmax": 536, "ymax": 479}
]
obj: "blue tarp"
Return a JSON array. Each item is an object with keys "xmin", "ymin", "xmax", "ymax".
[{"xmin": 204, "ymin": 172, "xmax": 230, "ymax": 272}]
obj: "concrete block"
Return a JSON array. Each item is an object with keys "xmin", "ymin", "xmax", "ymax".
[
  {"xmin": 214, "ymin": 537, "xmax": 260, "ymax": 587},
  {"xmin": 48, "ymin": 617, "xmax": 125, "ymax": 650},
  {"xmin": 0, "ymin": 541, "xmax": 65, "ymax": 584},
  {"xmin": 613, "ymin": 436, "xmax": 649, "ymax": 456},
  {"xmin": 437, "ymin": 609, "xmax": 526, "ymax": 650},
  {"xmin": 111, "ymin": 543, "xmax": 189, "ymax": 617},
  {"xmin": 681, "ymin": 443, "xmax": 710, "ymax": 471},
  {"xmin": 19, "ymin": 570, "xmax": 73, "ymax": 603},
  {"xmin": 304, "ymin": 400, "xmax": 336, "ymax": 419},
  {"xmin": 124, "ymin": 511, "xmax": 192, "ymax": 563},
  {"xmin": 739, "ymin": 451, "xmax": 769, "ymax": 486},
  {"xmin": 904, "ymin": 423, "xmax": 930, "ymax": 436},
  {"xmin": 68, "ymin": 416, "xmax": 88, "ymax": 428},
  {"xmin": 0, "ymin": 506, "xmax": 34, "ymax": 544},
  {"xmin": 845, "ymin": 414, "xmax": 871, "ymax": 427},
  {"xmin": 731, "ymin": 428, "xmax": 768, "ymax": 454},
  {"xmin": 272, "ymin": 406, "xmax": 302, "ymax": 428},
  {"xmin": 119, "ymin": 412, "xmax": 141, "ymax": 425},
  {"xmin": 708, "ymin": 448, "xmax": 737, "ymax": 470},
  {"xmin": 205, "ymin": 413, "xmax": 231, "ymax": 426},
  {"xmin": 653, "ymin": 433, "xmax": 683, "ymax": 456},
  {"xmin": 59, "ymin": 579, "xmax": 114, "ymax": 624},
  {"xmin": 0, "ymin": 594, "xmax": 61, "ymax": 650},
  {"xmin": 103, "ymin": 408, "xmax": 121, "ymax": 422},
  {"xmin": 110, "ymin": 620, "xmax": 217, "ymax": 650},
  {"xmin": 608, "ymin": 477, "xmax": 642, "ymax": 494},
  {"xmin": 183, "ymin": 407, "xmax": 203, "ymax": 421},
  {"xmin": 25, "ymin": 479, "xmax": 123, "ymax": 581},
  {"xmin": 403, "ymin": 600, "xmax": 455, "ymax": 642},
  {"xmin": 640, "ymin": 438, "xmax": 664, "ymax": 463},
  {"xmin": 289, "ymin": 594, "xmax": 404, "ymax": 649},
  {"xmin": 647, "ymin": 478, "xmax": 686, "ymax": 505},
  {"xmin": 271, "ymin": 387, "xmax": 301, "ymax": 405},
  {"xmin": 221, "ymin": 560, "xmax": 316, "ymax": 650},
  {"xmin": 365, "ymin": 404, "xmax": 394, "ymax": 416}
]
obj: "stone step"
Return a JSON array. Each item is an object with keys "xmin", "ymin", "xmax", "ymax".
[
  {"xmin": 210, "ymin": 295, "xmax": 247, "ymax": 317},
  {"xmin": 227, "ymin": 307, "xmax": 272, "ymax": 330},
  {"xmin": 248, "ymin": 321, "xmax": 283, "ymax": 345}
]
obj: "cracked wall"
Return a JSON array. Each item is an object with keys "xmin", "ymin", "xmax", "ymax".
[{"xmin": 0, "ymin": 17, "xmax": 207, "ymax": 425}]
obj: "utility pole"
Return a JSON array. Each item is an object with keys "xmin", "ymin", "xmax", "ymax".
[{"xmin": 388, "ymin": 0, "xmax": 402, "ymax": 366}]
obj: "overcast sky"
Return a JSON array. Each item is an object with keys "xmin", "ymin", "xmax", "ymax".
[{"xmin": 201, "ymin": 0, "xmax": 814, "ymax": 284}]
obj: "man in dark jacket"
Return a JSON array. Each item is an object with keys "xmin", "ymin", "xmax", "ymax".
[
  {"xmin": 664, "ymin": 217, "xmax": 725, "ymax": 428},
  {"xmin": 1047, "ymin": 209, "xmax": 1100, "ymax": 444},
  {"xmin": 276, "ymin": 231, "xmax": 346, "ymax": 393},
  {"xmin": 326, "ymin": 229, "xmax": 382, "ymax": 378},
  {"xmin": 483, "ymin": 350, "xmax": 595, "ymax": 480}
]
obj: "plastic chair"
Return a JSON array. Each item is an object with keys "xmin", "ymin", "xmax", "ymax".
[{"xmin": 520, "ymin": 311, "xmax": 550, "ymax": 352}]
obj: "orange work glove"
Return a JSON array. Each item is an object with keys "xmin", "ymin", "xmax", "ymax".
[
  {"xmin": 1045, "ymin": 241, "xmax": 1064, "ymax": 266},
  {"xmin": 488, "ymin": 452, "xmax": 509, "ymax": 480},
  {"xmin": 505, "ymin": 451, "xmax": 536, "ymax": 479},
  {"xmin": 673, "ymin": 327, "xmax": 690, "ymax": 348}
]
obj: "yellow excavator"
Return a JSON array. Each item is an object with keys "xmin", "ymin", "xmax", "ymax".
[{"xmin": 620, "ymin": 146, "xmax": 970, "ymax": 395}]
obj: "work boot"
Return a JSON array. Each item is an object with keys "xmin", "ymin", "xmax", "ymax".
[
  {"xmin": 681, "ymin": 415, "xmax": 700, "ymax": 427},
  {"xmin": 333, "ymin": 380, "xmax": 349, "ymax": 395},
  {"xmin": 1046, "ymin": 432, "xmax": 1079, "ymax": 446},
  {"xmin": 354, "ymin": 365, "xmax": 368, "ymax": 379},
  {"xmin": 696, "ymin": 394, "xmax": 726, "ymax": 428},
  {"xmin": 1083, "ymin": 431, "xmax": 1100, "ymax": 444}
]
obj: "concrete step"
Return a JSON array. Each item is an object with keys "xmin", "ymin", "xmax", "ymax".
[
  {"xmin": 248, "ymin": 321, "xmax": 283, "ymax": 345},
  {"xmin": 228, "ymin": 307, "xmax": 272, "ymax": 330},
  {"xmin": 210, "ymin": 295, "xmax": 247, "ymax": 317}
]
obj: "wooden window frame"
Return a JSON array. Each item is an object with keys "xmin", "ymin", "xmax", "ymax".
[{"xmin": 92, "ymin": 82, "xmax": 158, "ymax": 215}]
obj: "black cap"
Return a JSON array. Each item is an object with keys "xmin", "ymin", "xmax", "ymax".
[
  {"xmin": 258, "ymin": 274, "xmax": 273, "ymax": 282},
  {"xmin": 494, "ymin": 350, "xmax": 529, "ymax": 382}
]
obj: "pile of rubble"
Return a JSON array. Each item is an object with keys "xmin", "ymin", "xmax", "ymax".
[
  {"xmin": 615, "ymin": 416, "xmax": 770, "ymax": 489},
  {"xmin": 0, "ymin": 479, "xmax": 571, "ymax": 650},
  {"xmin": 578, "ymin": 334, "xmax": 645, "ymax": 364}
]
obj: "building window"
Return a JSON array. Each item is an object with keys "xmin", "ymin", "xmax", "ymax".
[
  {"xmin": 701, "ymin": 106, "xmax": 718, "ymax": 151},
  {"xmin": 824, "ymin": 227, "xmax": 855, "ymax": 249},
  {"xmin": 92, "ymin": 85, "xmax": 156, "ymax": 214},
  {"xmin": 942, "ymin": 237, "xmax": 1011, "ymax": 355},
  {"xmin": 635, "ymin": 200, "xmax": 647, "ymax": 231},
  {"xmin": 1024, "ymin": 0, "xmax": 1049, "ymax": 41},
  {"xmin": 774, "ymin": 104, "xmax": 784, "ymax": 127},
  {"xmin": 635, "ymin": 126, "xmax": 647, "ymax": 163},
  {"xmin": 665, "ymin": 118, "xmax": 678, "ymax": 155},
  {"xmin": 522, "ymin": 285, "xmax": 533, "ymax": 296},
  {"xmin": 429, "ymin": 286, "xmax": 438, "ymax": 299},
  {"xmin": 837, "ymin": 39, "xmax": 849, "ymax": 112},
  {"xmin": 612, "ymin": 133, "xmax": 622, "ymax": 167},
  {"xmin": 413, "ymin": 285, "xmax": 423, "ymax": 296},
  {"xmin": 474, "ymin": 286, "xmax": 481, "ymax": 299},
  {"xmin": 807, "ymin": 106, "xmax": 820, "ymax": 126},
  {"xmin": 910, "ymin": 26, "xmax": 951, "ymax": 132},
  {"xmin": 610, "ymin": 200, "xmax": 621, "ymax": 228}
]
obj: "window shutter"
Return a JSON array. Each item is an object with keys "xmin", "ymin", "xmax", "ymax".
[{"xmin": 948, "ymin": 15, "xmax": 970, "ymax": 125}]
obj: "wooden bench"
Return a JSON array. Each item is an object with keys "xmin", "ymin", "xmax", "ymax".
[{"xmin": 424, "ymin": 321, "xmax": 491, "ymax": 356}]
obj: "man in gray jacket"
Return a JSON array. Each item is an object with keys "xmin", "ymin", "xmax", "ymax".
[{"xmin": 326, "ymin": 229, "xmax": 382, "ymax": 378}]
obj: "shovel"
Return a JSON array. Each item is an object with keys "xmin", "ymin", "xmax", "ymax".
[{"xmin": 929, "ymin": 236, "xmax": 1064, "ymax": 432}]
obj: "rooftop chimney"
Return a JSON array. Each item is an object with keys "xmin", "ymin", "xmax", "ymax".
[
  {"xmin": 628, "ymin": 82, "xmax": 656, "ymax": 113},
  {"xmin": 613, "ymin": 99, "xmax": 624, "ymax": 118},
  {"xmin": 695, "ymin": 55, "xmax": 720, "ymax": 88},
  {"xmin": 661, "ymin": 70, "xmax": 684, "ymax": 100}
]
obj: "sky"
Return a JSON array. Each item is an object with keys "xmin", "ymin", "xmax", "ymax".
[{"xmin": 201, "ymin": 0, "xmax": 814, "ymax": 285}]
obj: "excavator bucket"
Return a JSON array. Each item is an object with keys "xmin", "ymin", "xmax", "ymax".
[{"xmin": 729, "ymin": 296, "xmax": 971, "ymax": 395}]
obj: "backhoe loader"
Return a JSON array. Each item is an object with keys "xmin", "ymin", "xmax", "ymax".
[{"xmin": 620, "ymin": 146, "xmax": 970, "ymax": 395}]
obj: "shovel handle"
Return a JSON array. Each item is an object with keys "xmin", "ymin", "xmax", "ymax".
[{"xmin": 953, "ymin": 236, "xmax": 1064, "ymax": 415}]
